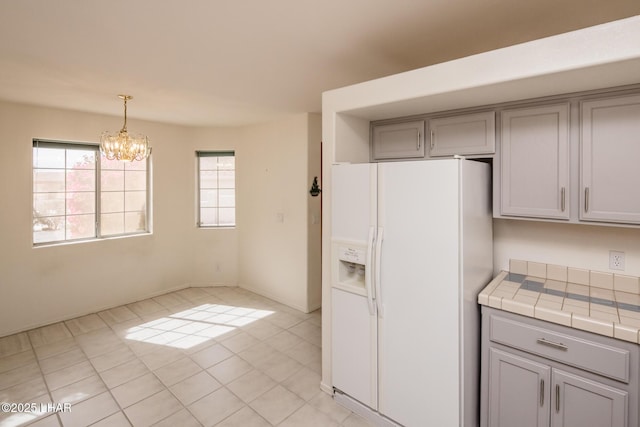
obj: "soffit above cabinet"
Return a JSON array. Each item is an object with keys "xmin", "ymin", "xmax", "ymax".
[{"xmin": 324, "ymin": 16, "xmax": 640, "ymax": 121}]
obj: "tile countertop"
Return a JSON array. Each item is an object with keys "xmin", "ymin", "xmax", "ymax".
[{"xmin": 478, "ymin": 260, "xmax": 640, "ymax": 344}]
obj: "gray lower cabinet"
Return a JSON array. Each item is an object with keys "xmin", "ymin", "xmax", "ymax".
[
  {"xmin": 489, "ymin": 349, "xmax": 627, "ymax": 427},
  {"xmin": 488, "ymin": 348, "xmax": 549, "ymax": 427},
  {"xmin": 481, "ymin": 307, "xmax": 638, "ymax": 427},
  {"xmin": 552, "ymin": 369, "xmax": 627, "ymax": 427}
]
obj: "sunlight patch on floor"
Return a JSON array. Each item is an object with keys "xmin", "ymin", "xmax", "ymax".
[{"xmin": 124, "ymin": 303, "xmax": 274, "ymax": 349}]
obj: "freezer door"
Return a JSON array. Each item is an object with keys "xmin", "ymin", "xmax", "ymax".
[
  {"xmin": 331, "ymin": 163, "xmax": 379, "ymax": 410},
  {"xmin": 377, "ymin": 159, "xmax": 462, "ymax": 426},
  {"xmin": 331, "ymin": 288, "xmax": 378, "ymax": 410},
  {"xmin": 331, "ymin": 163, "xmax": 377, "ymax": 242}
]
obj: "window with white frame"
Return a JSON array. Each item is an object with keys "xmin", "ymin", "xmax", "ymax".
[
  {"xmin": 32, "ymin": 140, "xmax": 150, "ymax": 245},
  {"xmin": 197, "ymin": 151, "xmax": 235, "ymax": 227}
]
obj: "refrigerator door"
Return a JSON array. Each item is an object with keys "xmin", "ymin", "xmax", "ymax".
[
  {"xmin": 331, "ymin": 163, "xmax": 378, "ymax": 303},
  {"xmin": 459, "ymin": 159, "xmax": 493, "ymax": 427},
  {"xmin": 332, "ymin": 288, "xmax": 378, "ymax": 409},
  {"xmin": 331, "ymin": 163, "xmax": 378, "ymax": 410},
  {"xmin": 377, "ymin": 159, "xmax": 462, "ymax": 426},
  {"xmin": 331, "ymin": 163, "xmax": 377, "ymax": 242}
]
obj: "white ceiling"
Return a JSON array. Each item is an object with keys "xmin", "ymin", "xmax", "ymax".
[{"xmin": 0, "ymin": 0, "xmax": 638, "ymax": 127}]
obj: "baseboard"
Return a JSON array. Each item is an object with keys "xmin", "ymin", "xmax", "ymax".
[
  {"xmin": 306, "ymin": 301, "xmax": 321, "ymax": 313},
  {"xmin": 320, "ymin": 381, "xmax": 333, "ymax": 395},
  {"xmin": 186, "ymin": 282, "xmax": 236, "ymax": 288},
  {"xmin": 238, "ymin": 283, "xmax": 310, "ymax": 313},
  {"xmin": 0, "ymin": 282, "xmax": 235, "ymax": 338},
  {"xmin": 334, "ymin": 391, "xmax": 400, "ymax": 427}
]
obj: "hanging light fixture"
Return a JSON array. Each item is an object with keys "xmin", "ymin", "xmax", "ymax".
[{"xmin": 100, "ymin": 94, "xmax": 151, "ymax": 162}]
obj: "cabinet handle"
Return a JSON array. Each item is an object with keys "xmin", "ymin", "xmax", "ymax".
[
  {"xmin": 555, "ymin": 384, "xmax": 560, "ymax": 413},
  {"xmin": 417, "ymin": 131, "xmax": 421, "ymax": 151},
  {"xmin": 584, "ymin": 187, "xmax": 590, "ymax": 213},
  {"xmin": 561, "ymin": 187, "xmax": 565, "ymax": 212},
  {"xmin": 430, "ymin": 130, "xmax": 435, "ymax": 150},
  {"xmin": 540, "ymin": 379, "xmax": 544, "ymax": 406},
  {"xmin": 536, "ymin": 338, "xmax": 568, "ymax": 351}
]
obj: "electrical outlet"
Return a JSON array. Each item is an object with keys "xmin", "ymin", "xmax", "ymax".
[{"xmin": 609, "ymin": 251, "xmax": 625, "ymax": 271}]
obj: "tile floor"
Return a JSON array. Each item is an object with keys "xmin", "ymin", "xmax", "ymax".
[{"xmin": 0, "ymin": 286, "xmax": 372, "ymax": 427}]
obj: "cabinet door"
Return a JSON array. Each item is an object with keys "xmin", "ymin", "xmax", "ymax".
[
  {"xmin": 488, "ymin": 348, "xmax": 550, "ymax": 427},
  {"xmin": 552, "ymin": 369, "xmax": 627, "ymax": 427},
  {"xmin": 581, "ymin": 95, "xmax": 640, "ymax": 224},
  {"xmin": 429, "ymin": 111, "xmax": 495, "ymax": 156},
  {"xmin": 501, "ymin": 104, "xmax": 570, "ymax": 219},
  {"xmin": 371, "ymin": 120, "xmax": 425, "ymax": 160}
]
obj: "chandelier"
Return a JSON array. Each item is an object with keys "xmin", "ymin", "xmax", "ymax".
[{"xmin": 100, "ymin": 95, "xmax": 151, "ymax": 162}]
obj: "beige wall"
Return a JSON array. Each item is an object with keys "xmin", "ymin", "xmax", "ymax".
[
  {"xmin": 189, "ymin": 126, "xmax": 241, "ymax": 287},
  {"xmin": 0, "ymin": 102, "xmax": 321, "ymax": 337},
  {"xmin": 236, "ymin": 113, "xmax": 322, "ymax": 312},
  {"xmin": 494, "ymin": 219, "xmax": 640, "ymax": 276},
  {"xmin": 307, "ymin": 114, "xmax": 323, "ymax": 310},
  {"xmin": 0, "ymin": 101, "xmax": 204, "ymax": 336}
]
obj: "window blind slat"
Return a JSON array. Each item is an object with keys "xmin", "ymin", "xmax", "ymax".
[
  {"xmin": 34, "ymin": 139, "xmax": 99, "ymax": 151},
  {"xmin": 196, "ymin": 151, "xmax": 234, "ymax": 157}
]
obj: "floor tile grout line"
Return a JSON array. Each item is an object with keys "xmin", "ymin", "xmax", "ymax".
[
  {"xmin": 65, "ymin": 307, "xmax": 187, "ymax": 426},
  {"xmin": 90, "ymin": 302, "xmax": 206, "ymax": 425},
  {"xmin": 102, "ymin": 290, "xmax": 248, "ymax": 426},
  {"xmin": 19, "ymin": 330, "xmax": 59, "ymax": 427},
  {"xmin": 164, "ymin": 294, "xmax": 275, "ymax": 425},
  {"xmin": 147, "ymin": 290, "xmax": 270, "ymax": 426},
  {"xmin": 69, "ymin": 326, "xmax": 135, "ymax": 427},
  {"xmin": 1, "ymin": 287, "xmax": 325, "ymax": 427},
  {"xmin": 100, "ymin": 307, "xmax": 190, "ymax": 427},
  {"xmin": 176, "ymin": 303, "xmax": 309, "ymax": 424},
  {"xmin": 182, "ymin": 338, "xmax": 292, "ymax": 425},
  {"xmin": 215, "ymin": 319, "xmax": 316, "ymax": 424}
]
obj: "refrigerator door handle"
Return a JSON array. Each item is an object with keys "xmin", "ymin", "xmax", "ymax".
[
  {"xmin": 365, "ymin": 226, "xmax": 376, "ymax": 315},
  {"xmin": 375, "ymin": 226, "xmax": 384, "ymax": 318}
]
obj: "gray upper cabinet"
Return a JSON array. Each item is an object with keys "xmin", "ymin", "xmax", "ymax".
[
  {"xmin": 371, "ymin": 89, "xmax": 640, "ymax": 228},
  {"xmin": 371, "ymin": 120, "xmax": 425, "ymax": 160},
  {"xmin": 500, "ymin": 104, "xmax": 570, "ymax": 220},
  {"xmin": 581, "ymin": 94, "xmax": 640, "ymax": 225},
  {"xmin": 428, "ymin": 111, "xmax": 495, "ymax": 157}
]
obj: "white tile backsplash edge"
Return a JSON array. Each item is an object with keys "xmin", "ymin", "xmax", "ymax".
[{"xmin": 509, "ymin": 259, "xmax": 640, "ymax": 294}]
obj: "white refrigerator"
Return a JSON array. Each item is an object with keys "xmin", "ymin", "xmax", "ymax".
[{"xmin": 331, "ymin": 158, "xmax": 493, "ymax": 427}]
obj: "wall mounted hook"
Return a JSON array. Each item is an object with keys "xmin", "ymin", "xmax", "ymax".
[{"xmin": 309, "ymin": 176, "xmax": 321, "ymax": 197}]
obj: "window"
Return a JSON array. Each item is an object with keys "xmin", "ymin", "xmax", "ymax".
[
  {"xmin": 32, "ymin": 140, "xmax": 149, "ymax": 245},
  {"xmin": 197, "ymin": 151, "xmax": 235, "ymax": 227}
]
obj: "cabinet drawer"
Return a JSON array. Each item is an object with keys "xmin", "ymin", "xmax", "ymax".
[{"xmin": 489, "ymin": 314, "xmax": 630, "ymax": 382}]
